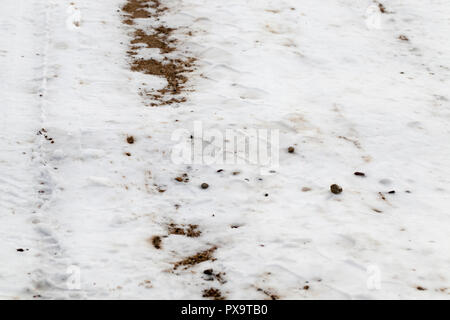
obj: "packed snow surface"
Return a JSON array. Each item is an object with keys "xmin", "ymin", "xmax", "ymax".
[{"xmin": 1, "ymin": 0, "xmax": 449, "ymax": 299}]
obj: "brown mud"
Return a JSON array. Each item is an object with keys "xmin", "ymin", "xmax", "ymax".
[
  {"xmin": 202, "ymin": 288, "xmax": 225, "ymax": 300},
  {"xmin": 168, "ymin": 223, "xmax": 201, "ymax": 238},
  {"xmin": 121, "ymin": 0, "xmax": 195, "ymax": 106},
  {"xmin": 174, "ymin": 247, "xmax": 217, "ymax": 270}
]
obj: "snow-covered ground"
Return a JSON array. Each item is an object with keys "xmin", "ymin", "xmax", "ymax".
[{"xmin": 1, "ymin": 0, "xmax": 449, "ymax": 299}]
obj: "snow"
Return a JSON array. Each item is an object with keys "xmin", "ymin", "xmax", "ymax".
[{"xmin": 1, "ymin": 0, "xmax": 449, "ymax": 299}]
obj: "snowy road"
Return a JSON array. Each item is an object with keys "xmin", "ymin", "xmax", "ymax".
[{"xmin": 1, "ymin": 0, "xmax": 450, "ymax": 299}]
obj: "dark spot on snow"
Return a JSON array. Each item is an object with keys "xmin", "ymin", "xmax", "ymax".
[
  {"xmin": 288, "ymin": 146, "xmax": 295, "ymax": 153},
  {"xmin": 330, "ymin": 184, "xmax": 342, "ymax": 194},
  {"xmin": 203, "ymin": 269, "xmax": 214, "ymax": 276},
  {"xmin": 168, "ymin": 223, "xmax": 201, "ymax": 237},
  {"xmin": 125, "ymin": 152, "xmax": 131, "ymax": 156},
  {"xmin": 127, "ymin": 136, "xmax": 135, "ymax": 144},
  {"xmin": 150, "ymin": 236, "xmax": 162, "ymax": 249},
  {"xmin": 399, "ymin": 35, "xmax": 409, "ymax": 41},
  {"xmin": 174, "ymin": 246, "xmax": 217, "ymax": 269},
  {"xmin": 175, "ymin": 174, "xmax": 189, "ymax": 183},
  {"xmin": 388, "ymin": 190, "xmax": 396, "ymax": 194},
  {"xmin": 202, "ymin": 269, "xmax": 226, "ymax": 284},
  {"xmin": 257, "ymin": 288, "xmax": 279, "ymax": 300},
  {"xmin": 201, "ymin": 183, "xmax": 209, "ymax": 189},
  {"xmin": 354, "ymin": 172, "xmax": 365, "ymax": 177},
  {"xmin": 202, "ymin": 288, "xmax": 225, "ymax": 300},
  {"xmin": 302, "ymin": 187, "xmax": 311, "ymax": 192},
  {"xmin": 416, "ymin": 286, "xmax": 427, "ymax": 291}
]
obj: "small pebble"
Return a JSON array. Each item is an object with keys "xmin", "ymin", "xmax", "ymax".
[
  {"xmin": 330, "ymin": 184, "xmax": 343, "ymax": 194},
  {"xmin": 388, "ymin": 190, "xmax": 396, "ymax": 194},
  {"xmin": 288, "ymin": 146, "xmax": 295, "ymax": 153},
  {"xmin": 354, "ymin": 172, "xmax": 365, "ymax": 177},
  {"xmin": 126, "ymin": 136, "xmax": 135, "ymax": 144},
  {"xmin": 201, "ymin": 183, "xmax": 209, "ymax": 189}
]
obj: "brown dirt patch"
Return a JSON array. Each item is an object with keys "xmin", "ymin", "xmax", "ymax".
[
  {"xmin": 203, "ymin": 268, "xmax": 227, "ymax": 284},
  {"xmin": 202, "ymin": 288, "xmax": 225, "ymax": 300},
  {"xmin": 168, "ymin": 223, "xmax": 201, "ymax": 238},
  {"xmin": 122, "ymin": 0, "xmax": 157, "ymax": 20},
  {"xmin": 174, "ymin": 247, "xmax": 217, "ymax": 269},
  {"xmin": 150, "ymin": 235, "xmax": 162, "ymax": 249},
  {"xmin": 122, "ymin": 0, "xmax": 196, "ymax": 106},
  {"xmin": 131, "ymin": 28, "xmax": 175, "ymax": 53}
]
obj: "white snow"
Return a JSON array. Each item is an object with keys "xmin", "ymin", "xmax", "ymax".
[{"xmin": 1, "ymin": 0, "xmax": 449, "ymax": 299}]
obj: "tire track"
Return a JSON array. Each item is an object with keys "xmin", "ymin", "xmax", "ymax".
[{"xmin": 121, "ymin": 0, "xmax": 226, "ymax": 299}]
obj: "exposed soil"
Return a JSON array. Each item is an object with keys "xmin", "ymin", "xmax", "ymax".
[
  {"xmin": 203, "ymin": 269, "xmax": 227, "ymax": 284},
  {"xmin": 150, "ymin": 235, "xmax": 162, "ymax": 249},
  {"xmin": 168, "ymin": 223, "xmax": 201, "ymax": 238},
  {"xmin": 131, "ymin": 27, "xmax": 175, "ymax": 53},
  {"xmin": 174, "ymin": 246, "xmax": 217, "ymax": 269},
  {"xmin": 121, "ymin": 0, "xmax": 196, "ymax": 106},
  {"xmin": 202, "ymin": 288, "xmax": 225, "ymax": 300}
]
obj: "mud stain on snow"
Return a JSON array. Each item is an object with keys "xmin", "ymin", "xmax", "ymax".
[
  {"xmin": 174, "ymin": 247, "xmax": 217, "ymax": 270},
  {"xmin": 202, "ymin": 287, "xmax": 225, "ymax": 300},
  {"xmin": 168, "ymin": 223, "xmax": 201, "ymax": 238},
  {"xmin": 121, "ymin": 0, "xmax": 196, "ymax": 106}
]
